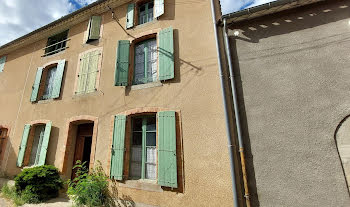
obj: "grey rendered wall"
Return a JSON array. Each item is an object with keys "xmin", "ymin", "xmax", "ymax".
[{"xmin": 229, "ymin": 0, "xmax": 350, "ymax": 206}]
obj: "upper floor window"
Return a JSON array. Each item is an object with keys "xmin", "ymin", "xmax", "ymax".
[
  {"xmin": 114, "ymin": 27, "xmax": 174, "ymax": 87},
  {"xmin": 126, "ymin": 0, "xmax": 164, "ymax": 29},
  {"xmin": 0, "ymin": 56, "xmax": 6, "ymax": 73},
  {"xmin": 30, "ymin": 60, "xmax": 66, "ymax": 102},
  {"xmin": 85, "ymin": 16, "xmax": 102, "ymax": 43},
  {"xmin": 44, "ymin": 30, "xmax": 69, "ymax": 57},
  {"xmin": 110, "ymin": 111, "xmax": 178, "ymax": 188},
  {"xmin": 75, "ymin": 48, "xmax": 103, "ymax": 95}
]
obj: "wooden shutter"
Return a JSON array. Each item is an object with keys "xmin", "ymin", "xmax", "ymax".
[
  {"xmin": 88, "ymin": 16, "xmax": 102, "ymax": 41},
  {"xmin": 110, "ymin": 115, "xmax": 126, "ymax": 180},
  {"xmin": 30, "ymin": 67, "xmax": 43, "ymax": 102},
  {"xmin": 0, "ymin": 56, "xmax": 6, "ymax": 72},
  {"xmin": 126, "ymin": 3, "xmax": 135, "ymax": 29},
  {"xmin": 157, "ymin": 111, "xmax": 177, "ymax": 188},
  {"xmin": 51, "ymin": 60, "xmax": 66, "ymax": 99},
  {"xmin": 17, "ymin": 124, "xmax": 31, "ymax": 167},
  {"xmin": 86, "ymin": 50, "xmax": 100, "ymax": 92},
  {"xmin": 38, "ymin": 122, "xmax": 52, "ymax": 166},
  {"xmin": 115, "ymin": 40, "xmax": 130, "ymax": 86},
  {"xmin": 154, "ymin": 0, "xmax": 164, "ymax": 18},
  {"xmin": 159, "ymin": 27, "xmax": 174, "ymax": 81}
]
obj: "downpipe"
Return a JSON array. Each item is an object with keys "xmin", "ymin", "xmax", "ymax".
[
  {"xmin": 223, "ymin": 19, "xmax": 251, "ymax": 207},
  {"xmin": 210, "ymin": 0, "xmax": 239, "ymax": 206}
]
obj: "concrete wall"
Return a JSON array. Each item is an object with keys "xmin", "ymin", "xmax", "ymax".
[
  {"xmin": 229, "ymin": 0, "xmax": 350, "ymax": 206},
  {"xmin": 0, "ymin": 0, "xmax": 236, "ymax": 206}
]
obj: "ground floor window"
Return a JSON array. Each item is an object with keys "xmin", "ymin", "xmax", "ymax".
[{"xmin": 29, "ymin": 125, "xmax": 45, "ymax": 166}]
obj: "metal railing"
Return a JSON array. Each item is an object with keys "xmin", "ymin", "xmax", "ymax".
[{"xmin": 42, "ymin": 38, "xmax": 70, "ymax": 57}]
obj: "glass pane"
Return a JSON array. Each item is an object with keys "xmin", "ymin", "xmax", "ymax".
[
  {"xmin": 146, "ymin": 132, "xmax": 156, "ymax": 146},
  {"xmin": 131, "ymin": 146, "xmax": 142, "ymax": 162},
  {"xmin": 133, "ymin": 118, "xmax": 143, "ymax": 131},
  {"xmin": 29, "ymin": 125, "xmax": 45, "ymax": 166},
  {"xmin": 134, "ymin": 44, "xmax": 145, "ymax": 84},
  {"xmin": 147, "ymin": 3, "xmax": 154, "ymax": 23},
  {"xmin": 146, "ymin": 147, "xmax": 156, "ymax": 163},
  {"xmin": 43, "ymin": 66, "xmax": 57, "ymax": 99},
  {"xmin": 146, "ymin": 116, "xmax": 156, "ymax": 131},
  {"xmin": 145, "ymin": 163, "xmax": 156, "ymax": 180},
  {"xmin": 147, "ymin": 40, "xmax": 157, "ymax": 83},
  {"xmin": 130, "ymin": 162, "xmax": 141, "ymax": 178},
  {"xmin": 132, "ymin": 132, "xmax": 142, "ymax": 146}
]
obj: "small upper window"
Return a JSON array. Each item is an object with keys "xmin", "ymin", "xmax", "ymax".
[
  {"xmin": 0, "ymin": 56, "xmax": 6, "ymax": 73},
  {"xmin": 138, "ymin": 1, "xmax": 154, "ymax": 25},
  {"xmin": 44, "ymin": 30, "xmax": 69, "ymax": 57},
  {"xmin": 86, "ymin": 16, "xmax": 102, "ymax": 43}
]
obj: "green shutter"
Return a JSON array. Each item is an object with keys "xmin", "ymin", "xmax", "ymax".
[
  {"xmin": 30, "ymin": 67, "xmax": 43, "ymax": 102},
  {"xmin": 157, "ymin": 111, "xmax": 177, "ymax": 188},
  {"xmin": 154, "ymin": 0, "xmax": 164, "ymax": 18},
  {"xmin": 86, "ymin": 50, "xmax": 100, "ymax": 92},
  {"xmin": 88, "ymin": 16, "xmax": 102, "ymax": 41},
  {"xmin": 126, "ymin": 3, "xmax": 135, "ymax": 29},
  {"xmin": 17, "ymin": 124, "xmax": 31, "ymax": 167},
  {"xmin": 38, "ymin": 122, "xmax": 52, "ymax": 166},
  {"xmin": 159, "ymin": 27, "xmax": 174, "ymax": 81},
  {"xmin": 77, "ymin": 53, "xmax": 90, "ymax": 94},
  {"xmin": 115, "ymin": 40, "xmax": 130, "ymax": 86},
  {"xmin": 110, "ymin": 115, "xmax": 126, "ymax": 180},
  {"xmin": 51, "ymin": 60, "xmax": 66, "ymax": 99},
  {"xmin": 0, "ymin": 56, "xmax": 6, "ymax": 72}
]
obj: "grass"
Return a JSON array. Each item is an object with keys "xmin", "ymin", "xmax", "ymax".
[{"xmin": 1, "ymin": 184, "xmax": 25, "ymax": 206}]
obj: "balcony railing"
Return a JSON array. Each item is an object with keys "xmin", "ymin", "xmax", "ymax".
[{"xmin": 42, "ymin": 38, "xmax": 70, "ymax": 57}]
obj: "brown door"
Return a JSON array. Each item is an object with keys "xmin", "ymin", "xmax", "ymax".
[{"xmin": 71, "ymin": 124, "xmax": 93, "ymax": 180}]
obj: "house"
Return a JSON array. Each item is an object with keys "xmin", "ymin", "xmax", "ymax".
[
  {"xmin": 219, "ymin": 0, "xmax": 350, "ymax": 206},
  {"xmin": 0, "ymin": 0, "xmax": 239, "ymax": 206}
]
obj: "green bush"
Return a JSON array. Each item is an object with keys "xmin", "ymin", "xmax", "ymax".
[
  {"xmin": 14, "ymin": 165, "xmax": 63, "ymax": 203},
  {"xmin": 1, "ymin": 184, "xmax": 25, "ymax": 206},
  {"xmin": 67, "ymin": 161, "xmax": 109, "ymax": 207}
]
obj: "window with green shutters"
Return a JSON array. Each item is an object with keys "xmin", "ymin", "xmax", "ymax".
[
  {"xmin": 76, "ymin": 49, "xmax": 102, "ymax": 94},
  {"xmin": 86, "ymin": 16, "xmax": 102, "ymax": 42},
  {"xmin": 115, "ymin": 27, "xmax": 174, "ymax": 86},
  {"xmin": 0, "ymin": 56, "xmax": 6, "ymax": 73},
  {"xmin": 110, "ymin": 111, "xmax": 178, "ymax": 188},
  {"xmin": 30, "ymin": 60, "xmax": 66, "ymax": 102},
  {"xmin": 17, "ymin": 122, "xmax": 52, "ymax": 167}
]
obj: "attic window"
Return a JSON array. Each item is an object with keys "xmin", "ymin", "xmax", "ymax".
[{"xmin": 44, "ymin": 30, "xmax": 69, "ymax": 57}]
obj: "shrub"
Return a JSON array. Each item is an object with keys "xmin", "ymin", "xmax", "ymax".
[
  {"xmin": 1, "ymin": 184, "xmax": 25, "ymax": 206},
  {"xmin": 67, "ymin": 161, "xmax": 109, "ymax": 207},
  {"xmin": 14, "ymin": 165, "xmax": 63, "ymax": 203}
]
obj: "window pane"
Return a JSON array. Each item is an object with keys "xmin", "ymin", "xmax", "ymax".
[
  {"xmin": 145, "ymin": 164, "xmax": 156, "ymax": 180},
  {"xmin": 133, "ymin": 118, "xmax": 143, "ymax": 131},
  {"xmin": 130, "ymin": 146, "xmax": 142, "ymax": 178},
  {"xmin": 131, "ymin": 146, "xmax": 142, "ymax": 162},
  {"xmin": 132, "ymin": 132, "xmax": 142, "ymax": 145},
  {"xmin": 146, "ymin": 116, "xmax": 156, "ymax": 131},
  {"xmin": 146, "ymin": 147, "xmax": 156, "ymax": 164},
  {"xmin": 147, "ymin": 3, "xmax": 154, "ymax": 22},
  {"xmin": 42, "ymin": 66, "xmax": 57, "ymax": 99},
  {"xmin": 146, "ymin": 132, "xmax": 156, "ymax": 146},
  {"xmin": 134, "ymin": 44, "xmax": 145, "ymax": 84},
  {"xmin": 130, "ymin": 162, "xmax": 142, "ymax": 178},
  {"xmin": 29, "ymin": 125, "xmax": 45, "ymax": 166},
  {"xmin": 147, "ymin": 40, "xmax": 157, "ymax": 83}
]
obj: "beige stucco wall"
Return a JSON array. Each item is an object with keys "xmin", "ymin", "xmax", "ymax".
[
  {"xmin": 0, "ymin": 0, "xmax": 236, "ymax": 206},
  {"xmin": 228, "ymin": 0, "xmax": 350, "ymax": 206}
]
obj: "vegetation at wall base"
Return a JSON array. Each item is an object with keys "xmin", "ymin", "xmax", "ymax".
[
  {"xmin": 14, "ymin": 165, "xmax": 63, "ymax": 203},
  {"xmin": 1, "ymin": 184, "xmax": 25, "ymax": 206},
  {"xmin": 67, "ymin": 160, "xmax": 109, "ymax": 207}
]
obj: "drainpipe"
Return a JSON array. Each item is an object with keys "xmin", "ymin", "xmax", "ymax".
[
  {"xmin": 210, "ymin": 0, "xmax": 239, "ymax": 207},
  {"xmin": 223, "ymin": 19, "xmax": 251, "ymax": 207}
]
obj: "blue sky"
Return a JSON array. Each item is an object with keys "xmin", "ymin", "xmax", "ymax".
[{"xmin": 0, "ymin": 0, "xmax": 275, "ymax": 46}]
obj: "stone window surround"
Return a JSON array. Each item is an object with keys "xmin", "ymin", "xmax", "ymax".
[
  {"xmin": 107, "ymin": 107, "xmax": 185, "ymax": 193},
  {"xmin": 60, "ymin": 115, "xmax": 98, "ymax": 176}
]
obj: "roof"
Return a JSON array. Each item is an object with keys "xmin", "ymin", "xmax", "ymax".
[
  {"xmin": 0, "ymin": 0, "xmax": 130, "ymax": 55},
  {"xmin": 222, "ymin": 0, "xmax": 326, "ymax": 24}
]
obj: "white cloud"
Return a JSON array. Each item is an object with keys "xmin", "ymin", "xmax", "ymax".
[
  {"xmin": 220, "ymin": 0, "xmax": 276, "ymax": 15},
  {"xmin": 74, "ymin": 0, "xmax": 97, "ymax": 6}
]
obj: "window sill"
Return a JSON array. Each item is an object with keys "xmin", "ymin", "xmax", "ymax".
[
  {"xmin": 37, "ymin": 98, "xmax": 55, "ymax": 104},
  {"xmin": 72, "ymin": 90, "xmax": 103, "ymax": 99},
  {"xmin": 119, "ymin": 179, "xmax": 163, "ymax": 192},
  {"xmin": 42, "ymin": 49, "xmax": 66, "ymax": 58},
  {"xmin": 130, "ymin": 81, "xmax": 162, "ymax": 90}
]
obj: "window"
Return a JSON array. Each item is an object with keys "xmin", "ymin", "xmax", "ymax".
[
  {"xmin": 0, "ymin": 127, "xmax": 8, "ymax": 165},
  {"xmin": 75, "ymin": 48, "xmax": 102, "ymax": 95},
  {"xmin": 115, "ymin": 27, "xmax": 174, "ymax": 86},
  {"xmin": 134, "ymin": 39, "xmax": 158, "ymax": 85},
  {"xmin": 85, "ymin": 16, "xmax": 102, "ymax": 43},
  {"xmin": 126, "ymin": 0, "xmax": 164, "ymax": 29},
  {"xmin": 30, "ymin": 60, "xmax": 66, "ymax": 102},
  {"xmin": 130, "ymin": 116, "xmax": 157, "ymax": 180},
  {"xmin": 0, "ymin": 56, "xmax": 6, "ymax": 73},
  {"xmin": 138, "ymin": 1, "xmax": 154, "ymax": 25},
  {"xmin": 110, "ymin": 111, "xmax": 178, "ymax": 188},
  {"xmin": 16, "ymin": 122, "xmax": 52, "ymax": 167},
  {"xmin": 44, "ymin": 30, "xmax": 69, "ymax": 56}
]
